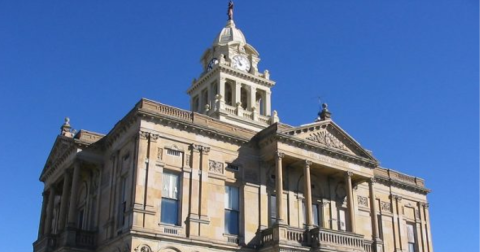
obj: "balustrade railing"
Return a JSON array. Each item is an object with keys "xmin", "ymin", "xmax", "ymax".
[{"xmin": 310, "ymin": 227, "xmax": 366, "ymax": 251}]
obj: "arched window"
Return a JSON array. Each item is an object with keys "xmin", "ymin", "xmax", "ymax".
[
  {"xmin": 241, "ymin": 87, "xmax": 248, "ymax": 109},
  {"xmin": 225, "ymin": 83, "xmax": 233, "ymax": 106},
  {"xmin": 256, "ymin": 92, "xmax": 264, "ymax": 115},
  {"xmin": 192, "ymin": 96, "xmax": 199, "ymax": 112}
]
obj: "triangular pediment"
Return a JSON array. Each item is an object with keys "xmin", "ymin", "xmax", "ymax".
[
  {"xmin": 280, "ymin": 120, "xmax": 376, "ymax": 161},
  {"xmin": 40, "ymin": 136, "xmax": 76, "ymax": 179}
]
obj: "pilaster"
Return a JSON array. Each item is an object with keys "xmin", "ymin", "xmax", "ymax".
[{"xmin": 275, "ymin": 151, "xmax": 285, "ymax": 223}]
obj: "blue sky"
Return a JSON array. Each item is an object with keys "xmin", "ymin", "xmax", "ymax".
[{"xmin": 0, "ymin": 1, "xmax": 477, "ymax": 251}]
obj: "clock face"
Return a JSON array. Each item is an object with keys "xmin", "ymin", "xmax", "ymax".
[
  {"xmin": 207, "ymin": 58, "xmax": 218, "ymax": 71},
  {"xmin": 231, "ymin": 55, "xmax": 250, "ymax": 72}
]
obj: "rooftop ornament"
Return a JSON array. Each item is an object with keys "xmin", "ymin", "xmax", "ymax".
[{"xmin": 316, "ymin": 103, "xmax": 332, "ymax": 121}]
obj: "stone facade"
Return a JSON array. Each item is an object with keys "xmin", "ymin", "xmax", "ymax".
[{"xmin": 33, "ymin": 8, "xmax": 433, "ymax": 252}]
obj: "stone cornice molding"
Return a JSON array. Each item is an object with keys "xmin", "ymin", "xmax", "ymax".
[
  {"xmin": 259, "ymin": 133, "xmax": 377, "ymax": 168},
  {"xmin": 376, "ymin": 174, "xmax": 430, "ymax": 195},
  {"xmin": 187, "ymin": 65, "xmax": 275, "ymax": 94}
]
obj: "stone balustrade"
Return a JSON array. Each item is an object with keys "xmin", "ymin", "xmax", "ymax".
[{"xmin": 310, "ymin": 227, "xmax": 366, "ymax": 252}]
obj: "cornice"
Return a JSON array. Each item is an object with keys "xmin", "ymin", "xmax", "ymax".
[
  {"xmin": 137, "ymin": 109, "xmax": 251, "ymax": 146},
  {"xmin": 188, "ymin": 65, "xmax": 275, "ymax": 94},
  {"xmin": 375, "ymin": 175, "xmax": 431, "ymax": 195}
]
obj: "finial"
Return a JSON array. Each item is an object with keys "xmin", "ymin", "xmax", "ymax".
[
  {"xmin": 60, "ymin": 117, "xmax": 74, "ymax": 137},
  {"xmin": 227, "ymin": 1, "xmax": 234, "ymax": 20},
  {"xmin": 316, "ymin": 103, "xmax": 332, "ymax": 121}
]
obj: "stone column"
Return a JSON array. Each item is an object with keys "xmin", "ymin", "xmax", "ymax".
[
  {"xmin": 249, "ymin": 86, "xmax": 257, "ymax": 110},
  {"xmin": 275, "ymin": 151, "xmax": 284, "ymax": 223},
  {"xmin": 369, "ymin": 178, "xmax": 383, "ymax": 252},
  {"xmin": 303, "ymin": 160, "xmax": 313, "ymax": 229},
  {"xmin": 67, "ymin": 162, "xmax": 81, "ymax": 227},
  {"xmin": 43, "ymin": 187, "xmax": 56, "ymax": 235},
  {"xmin": 345, "ymin": 172, "xmax": 356, "ymax": 233},
  {"xmin": 235, "ymin": 81, "xmax": 241, "ymax": 106},
  {"xmin": 265, "ymin": 91, "xmax": 272, "ymax": 116},
  {"xmin": 58, "ymin": 171, "xmax": 72, "ymax": 231},
  {"xmin": 38, "ymin": 192, "xmax": 48, "ymax": 238}
]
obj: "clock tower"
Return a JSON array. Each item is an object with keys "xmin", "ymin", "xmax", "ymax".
[{"xmin": 186, "ymin": 6, "xmax": 277, "ymax": 131}]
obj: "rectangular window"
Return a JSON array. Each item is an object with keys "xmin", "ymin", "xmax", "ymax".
[
  {"xmin": 161, "ymin": 172, "xmax": 179, "ymax": 225},
  {"xmin": 224, "ymin": 186, "xmax": 239, "ymax": 235},
  {"xmin": 407, "ymin": 223, "xmax": 416, "ymax": 252},
  {"xmin": 119, "ymin": 177, "xmax": 127, "ymax": 227},
  {"xmin": 269, "ymin": 195, "xmax": 277, "ymax": 226},
  {"xmin": 166, "ymin": 149, "xmax": 181, "ymax": 157},
  {"xmin": 302, "ymin": 202, "xmax": 320, "ymax": 227}
]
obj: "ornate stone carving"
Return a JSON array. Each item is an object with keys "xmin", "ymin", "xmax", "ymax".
[
  {"xmin": 306, "ymin": 130, "xmax": 347, "ymax": 151},
  {"xmin": 157, "ymin": 148, "xmax": 163, "ymax": 160},
  {"xmin": 209, "ymin": 160, "xmax": 224, "ymax": 174},
  {"xmin": 357, "ymin": 196, "xmax": 368, "ymax": 207},
  {"xmin": 201, "ymin": 146, "xmax": 211, "ymax": 154},
  {"xmin": 139, "ymin": 131, "xmax": 149, "ymax": 140},
  {"xmin": 275, "ymin": 151, "xmax": 285, "ymax": 159},
  {"xmin": 380, "ymin": 201, "xmax": 391, "ymax": 212},
  {"xmin": 304, "ymin": 160, "xmax": 312, "ymax": 167},
  {"xmin": 135, "ymin": 244, "xmax": 152, "ymax": 252}
]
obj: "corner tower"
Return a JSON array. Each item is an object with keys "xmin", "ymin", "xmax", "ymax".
[{"xmin": 187, "ymin": 3, "xmax": 277, "ymax": 131}]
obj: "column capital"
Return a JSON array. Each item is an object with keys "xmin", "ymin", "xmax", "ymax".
[
  {"xmin": 139, "ymin": 131, "xmax": 149, "ymax": 140},
  {"xmin": 201, "ymin": 146, "xmax": 210, "ymax": 154},
  {"xmin": 346, "ymin": 171, "xmax": 353, "ymax": 178},
  {"xmin": 421, "ymin": 202, "xmax": 429, "ymax": 208},
  {"xmin": 368, "ymin": 177, "xmax": 377, "ymax": 184},
  {"xmin": 275, "ymin": 151, "xmax": 285, "ymax": 159},
  {"xmin": 190, "ymin": 144, "xmax": 202, "ymax": 152},
  {"xmin": 150, "ymin": 133, "xmax": 160, "ymax": 142},
  {"xmin": 390, "ymin": 194, "xmax": 403, "ymax": 202},
  {"xmin": 304, "ymin": 160, "xmax": 312, "ymax": 167}
]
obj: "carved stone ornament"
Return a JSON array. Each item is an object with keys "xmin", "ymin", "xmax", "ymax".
[
  {"xmin": 306, "ymin": 130, "xmax": 347, "ymax": 151},
  {"xmin": 209, "ymin": 160, "xmax": 224, "ymax": 174},
  {"xmin": 357, "ymin": 196, "xmax": 368, "ymax": 207},
  {"xmin": 135, "ymin": 244, "xmax": 152, "ymax": 252},
  {"xmin": 381, "ymin": 201, "xmax": 392, "ymax": 212}
]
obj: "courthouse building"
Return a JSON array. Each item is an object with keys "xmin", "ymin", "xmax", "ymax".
[{"xmin": 34, "ymin": 6, "xmax": 433, "ymax": 252}]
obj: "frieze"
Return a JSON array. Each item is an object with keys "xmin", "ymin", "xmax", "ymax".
[
  {"xmin": 306, "ymin": 130, "xmax": 347, "ymax": 151},
  {"xmin": 357, "ymin": 196, "xmax": 368, "ymax": 207},
  {"xmin": 209, "ymin": 160, "xmax": 224, "ymax": 174}
]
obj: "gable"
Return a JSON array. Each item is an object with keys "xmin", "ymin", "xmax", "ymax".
[
  {"xmin": 40, "ymin": 136, "xmax": 76, "ymax": 179},
  {"xmin": 281, "ymin": 120, "xmax": 376, "ymax": 161}
]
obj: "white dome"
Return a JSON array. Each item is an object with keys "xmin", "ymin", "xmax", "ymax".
[{"xmin": 213, "ymin": 20, "xmax": 246, "ymax": 46}]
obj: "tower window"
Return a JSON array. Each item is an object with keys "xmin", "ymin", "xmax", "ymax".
[
  {"xmin": 225, "ymin": 83, "xmax": 233, "ymax": 106},
  {"xmin": 240, "ymin": 87, "xmax": 248, "ymax": 109}
]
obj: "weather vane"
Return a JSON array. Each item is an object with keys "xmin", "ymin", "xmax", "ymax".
[{"xmin": 227, "ymin": 1, "xmax": 234, "ymax": 20}]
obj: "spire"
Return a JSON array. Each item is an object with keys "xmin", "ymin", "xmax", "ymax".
[
  {"xmin": 227, "ymin": 1, "xmax": 234, "ymax": 20},
  {"xmin": 316, "ymin": 103, "xmax": 332, "ymax": 121}
]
